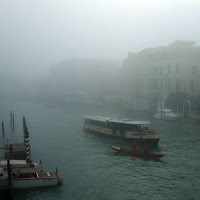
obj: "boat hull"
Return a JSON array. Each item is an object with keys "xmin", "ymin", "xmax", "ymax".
[
  {"xmin": 154, "ymin": 108, "xmax": 179, "ymax": 121},
  {"xmin": 0, "ymin": 172, "xmax": 62, "ymax": 190},
  {"xmin": 109, "ymin": 145, "xmax": 165, "ymax": 159},
  {"xmin": 154, "ymin": 114, "xmax": 178, "ymax": 121},
  {"xmin": 0, "ymin": 178, "xmax": 60, "ymax": 189}
]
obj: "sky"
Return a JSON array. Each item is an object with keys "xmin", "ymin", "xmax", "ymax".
[{"xmin": 0, "ymin": 0, "xmax": 200, "ymax": 74}]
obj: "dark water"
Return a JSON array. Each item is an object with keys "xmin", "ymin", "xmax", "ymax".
[{"xmin": 0, "ymin": 99, "xmax": 200, "ymax": 200}]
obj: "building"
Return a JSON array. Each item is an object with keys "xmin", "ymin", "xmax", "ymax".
[
  {"xmin": 122, "ymin": 41, "xmax": 200, "ymax": 113},
  {"xmin": 40, "ymin": 59, "xmax": 122, "ymax": 105}
]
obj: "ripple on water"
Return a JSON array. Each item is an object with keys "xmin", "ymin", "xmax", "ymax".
[{"xmin": 0, "ymin": 101, "xmax": 200, "ymax": 200}]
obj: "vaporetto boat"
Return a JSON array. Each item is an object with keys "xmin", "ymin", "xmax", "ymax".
[{"xmin": 83, "ymin": 116, "xmax": 161, "ymax": 145}]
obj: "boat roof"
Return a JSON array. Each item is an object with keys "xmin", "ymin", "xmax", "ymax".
[
  {"xmin": 84, "ymin": 115, "xmax": 151, "ymax": 125},
  {"xmin": 0, "ymin": 160, "xmax": 27, "ymax": 165},
  {"xmin": 158, "ymin": 108, "xmax": 172, "ymax": 111},
  {"xmin": 0, "ymin": 160, "xmax": 42, "ymax": 168}
]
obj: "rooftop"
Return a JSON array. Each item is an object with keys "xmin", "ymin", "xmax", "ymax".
[{"xmin": 84, "ymin": 115, "xmax": 151, "ymax": 125}]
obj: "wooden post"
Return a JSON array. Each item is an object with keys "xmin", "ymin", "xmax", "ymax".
[
  {"xmin": 9, "ymin": 144, "xmax": 13, "ymax": 159},
  {"xmin": 2, "ymin": 120, "xmax": 5, "ymax": 138},
  {"xmin": 10, "ymin": 111, "xmax": 12, "ymax": 127},
  {"xmin": 7, "ymin": 159, "xmax": 13, "ymax": 198},
  {"xmin": 12, "ymin": 113, "xmax": 14, "ymax": 129}
]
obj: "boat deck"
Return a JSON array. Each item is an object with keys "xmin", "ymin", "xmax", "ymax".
[{"xmin": 13, "ymin": 172, "xmax": 59, "ymax": 179}]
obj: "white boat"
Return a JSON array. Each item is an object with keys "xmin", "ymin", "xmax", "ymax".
[
  {"xmin": 84, "ymin": 116, "xmax": 161, "ymax": 145},
  {"xmin": 154, "ymin": 108, "xmax": 179, "ymax": 121},
  {"xmin": 0, "ymin": 167, "xmax": 62, "ymax": 189}
]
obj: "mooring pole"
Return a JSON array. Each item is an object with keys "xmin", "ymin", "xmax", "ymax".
[
  {"xmin": 12, "ymin": 113, "xmax": 14, "ymax": 129},
  {"xmin": 7, "ymin": 159, "xmax": 13, "ymax": 198},
  {"xmin": 9, "ymin": 144, "xmax": 13, "ymax": 159},
  {"xmin": 10, "ymin": 111, "xmax": 12, "ymax": 127},
  {"xmin": 2, "ymin": 120, "xmax": 5, "ymax": 138}
]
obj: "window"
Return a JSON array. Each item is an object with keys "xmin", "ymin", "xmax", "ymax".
[
  {"xmin": 156, "ymin": 80, "xmax": 158, "ymax": 89},
  {"xmin": 96, "ymin": 121, "xmax": 105, "ymax": 127},
  {"xmin": 176, "ymin": 80, "xmax": 180, "ymax": 92},
  {"xmin": 190, "ymin": 80, "xmax": 195, "ymax": 92},
  {"xmin": 192, "ymin": 65, "xmax": 197, "ymax": 74},
  {"xmin": 168, "ymin": 64, "xmax": 170, "ymax": 73},
  {"xmin": 160, "ymin": 79, "xmax": 163, "ymax": 89},
  {"xmin": 160, "ymin": 66, "xmax": 162, "ymax": 75},
  {"xmin": 176, "ymin": 64, "xmax": 179, "ymax": 73},
  {"xmin": 168, "ymin": 79, "xmax": 170, "ymax": 89},
  {"xmin": 151, "ymin": 80, "xmax": 153, "ymax": 89}
]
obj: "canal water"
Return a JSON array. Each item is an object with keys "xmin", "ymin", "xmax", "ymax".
[{"xmin": 0, "ymin": 99, "xmax": 200, "ymax": 200}]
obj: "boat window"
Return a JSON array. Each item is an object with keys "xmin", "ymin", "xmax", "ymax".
[
  {"xmin": 85, "ymin": 119, "xmax": 90, "ymax": 124},
  {"xmin": 92, "ymin": 120, "xmax": 98, "ymax": 126},
  {"xmin": 109, "ymin": 123, "xmax": 141, "ymax": 131},
  {"xmin": 99, "ymin": 122, "xmax": 106, "ymax": 128},
  {"xmin": 86, "ymin": 119, "xmax": 106, "ymax": 127},
  {"xmin": 132, "ymin": 125, "xmax": 141, "ymax": 131},
  {"xmin": 97, "ymin": 121, "xmax": 102, "ymax": 127}
]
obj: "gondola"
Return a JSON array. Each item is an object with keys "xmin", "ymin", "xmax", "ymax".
[{"xmin": 109, "ymin": 145, "xmax": 165, "ymax": 159}]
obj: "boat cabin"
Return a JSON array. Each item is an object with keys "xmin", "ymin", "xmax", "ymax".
[{"xmin": 84, "ymin": 116, "xmax": 151, "ymax": 132}]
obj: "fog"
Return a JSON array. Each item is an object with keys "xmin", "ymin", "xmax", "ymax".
[{"xmin": 0, "ymin": 0, "xmax": 200, "ymax": 104}]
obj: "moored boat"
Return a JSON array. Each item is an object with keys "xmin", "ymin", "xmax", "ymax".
[
  {"xmin": 154, "ymin": 108, "xmax": 178, "ymax": 121},
  {"xmin": 0, "ymin": 167, "xmax": 62, "ymax": 190},
  {"xmin": 109, "ymin": 144, "xmax": 165, "ymax": 159},
  {"xmin": 84, "ymin": 116, "xmax": 161, "ymax": 145}
]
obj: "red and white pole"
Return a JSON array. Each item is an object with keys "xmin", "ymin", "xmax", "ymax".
[{"xmin": 25, "ymin": 137, "xmax": 30, "ymax": 160}]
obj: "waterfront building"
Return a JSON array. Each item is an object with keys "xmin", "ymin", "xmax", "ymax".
[
  {"xmin": 122, "ymin": 41, "xmax": 200, "ymax": 112},
  {"xmin": 41, "ymin": 59, "xmax": 122, "ymax": 105}
]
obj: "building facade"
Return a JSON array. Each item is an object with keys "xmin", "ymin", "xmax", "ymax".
[{"xmin": 122, "ymin": 41, "xmax": 200, "ymax": 112}]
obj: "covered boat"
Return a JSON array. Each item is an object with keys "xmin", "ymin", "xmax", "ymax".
[
  {"xmin": 84, "ymin": 116, "xmax": 161, "ymax": 145},
  {"xmin": 109, "ymin": 145, "xmax": 165, "ymax": 159}
]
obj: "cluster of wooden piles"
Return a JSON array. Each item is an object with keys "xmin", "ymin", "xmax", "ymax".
[{"xmin": 2, "ymin": 112, "xmax": 27, "ymax": 160}]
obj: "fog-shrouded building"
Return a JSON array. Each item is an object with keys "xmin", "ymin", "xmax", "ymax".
[
  {"xmin": 122, "ymin": 41, "xmax": 200, "ymax": 112},
  {"xmin": 40, "ymin": 59, "xmax": 123, "ymax": 105}
]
